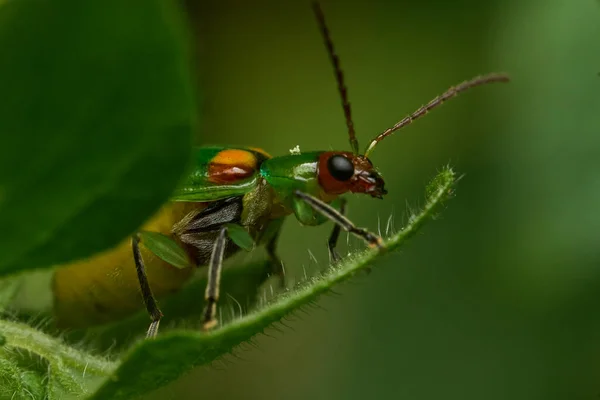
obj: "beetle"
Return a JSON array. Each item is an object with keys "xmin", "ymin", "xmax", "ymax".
[{"xmin": 52, "ymin": 3, "xmax": 509, "ymax": 338}]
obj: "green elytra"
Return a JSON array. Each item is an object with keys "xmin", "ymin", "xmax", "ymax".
[{"xmin": 52, "ymin": 3, "xmax": 508, "ymax": 337}]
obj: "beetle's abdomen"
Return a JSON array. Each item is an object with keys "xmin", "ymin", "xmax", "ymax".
[{"xmin": 52, "ymin": 202, "xmax": 205, "ymax": 328}]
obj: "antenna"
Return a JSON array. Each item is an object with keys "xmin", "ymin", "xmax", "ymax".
[
  {"xmin": 364, "ymin": 73, "xmax": 510, "ymax": 157},
  {"xmin": 312, "ymin": 2, "xmax": 359, "ymax": 154}
]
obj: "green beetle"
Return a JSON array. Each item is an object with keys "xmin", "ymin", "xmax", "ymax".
[{"xmin": 53, "ymin": 3, "xmax": 509, "ymax": 338}]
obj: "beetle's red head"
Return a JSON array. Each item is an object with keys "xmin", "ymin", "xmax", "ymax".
[{"xmin": 318, "ymin": 151, "xmax": 387, "ymax": 199}]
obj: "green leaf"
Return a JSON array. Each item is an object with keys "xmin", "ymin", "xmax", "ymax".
[
  {"xmin": 0, "ymin": 353, "xmax": 45, "ymax": 400},
  {"xmin": 87, "ymin": 167, "xmax": 456, "ymax": 400},
  {"xmin": 0, "ymin": 320, "xmax": 116, "ymax": 398},
  {"xmin": 0, "ymin": 0, "xmax": 196, "ymax": 276},
  {"xmin": 139, "ymin": 231, "xmax": 191, "ymax": 270},
  {"xmin": 226, "ymin": 223, "xmax": 255, "ymax": 251}
]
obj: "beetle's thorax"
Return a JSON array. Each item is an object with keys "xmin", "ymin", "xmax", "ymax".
[
  {"xmin": 260, "ymin": 152, "xmax": 335, "ymax": 205},
  {"xmin": 260, "ymin": 150, "xmax": 386, "ymax": 201}
]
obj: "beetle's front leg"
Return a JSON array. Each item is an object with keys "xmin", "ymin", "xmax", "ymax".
[
  {"xmin": 202, "ymin": 226, "xmax": 228, "ymax": 331},
  {"xmin": 131, "ymin": 233, "xmax": 163, "ymax": 338},
  {"xmin": 294, "ymin": 190, "xmax": 383, "ymax": 249}
]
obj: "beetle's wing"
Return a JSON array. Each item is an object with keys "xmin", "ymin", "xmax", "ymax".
[
  {"xmin": 171, "ymin": 146, "xmax": 269, "ymax": 202},
  {"xmin": 171, "ymin": 175, "xmax": 259, "ymax": 201}
]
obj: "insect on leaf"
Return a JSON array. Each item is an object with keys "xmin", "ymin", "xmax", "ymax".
[
  {"xmin": 139, "ymin": 231, "xmax": 191, "ymax": 270},
  {"xmin": 87, "ymin": 167, "xmax": 457, "ymax": 400},
  {"xmin": 225, "ymin": 224, "xmax": 254, "ymax": 251}
]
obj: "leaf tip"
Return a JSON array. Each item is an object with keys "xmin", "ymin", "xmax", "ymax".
[{"xmin": 426, "ymin": 165, "xmax": 456, "ymax": 203}]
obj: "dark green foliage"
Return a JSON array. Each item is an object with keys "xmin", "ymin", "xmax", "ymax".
[{"xmin": 0, "ymin": 0, "xmax": 196, "ymax": 276}]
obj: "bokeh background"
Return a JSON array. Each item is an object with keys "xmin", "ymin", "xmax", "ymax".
[{"xmin": 74, "ymin": 0, "xmax": 600, "ymax": 398}]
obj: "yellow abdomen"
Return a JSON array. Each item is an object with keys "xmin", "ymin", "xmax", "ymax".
[{"xmin": 53, "ymin": 202, "xmax": 205, "ymax": 328}]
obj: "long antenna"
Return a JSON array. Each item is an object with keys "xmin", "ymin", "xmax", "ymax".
[
  {"xmin": 364, "ymin": 73, "xmax": 510, "ymax": 157},
  {"xmin": 312, "ymin": 2, "xmax": 359, "ymax": 154}
]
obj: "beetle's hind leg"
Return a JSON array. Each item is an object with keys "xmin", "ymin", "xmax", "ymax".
[
  {"xmin": 202, "ymin": 226, "xmax": 228, "ymax": 331},
  {"xmin": 132, "ymin": 233, "xmax": 163, "ymax": 338}
]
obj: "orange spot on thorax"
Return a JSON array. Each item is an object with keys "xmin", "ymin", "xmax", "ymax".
[{"xmin": 208, "ymin": 149, "xmax": 258, "ymax": 184}]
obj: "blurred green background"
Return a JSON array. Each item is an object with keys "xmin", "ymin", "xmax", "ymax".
[{"xmin": 140, "ymin": 0, "xmax": 600, "ymax": 399}]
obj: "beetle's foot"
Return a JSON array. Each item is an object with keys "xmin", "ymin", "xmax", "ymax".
[
  {"xmin": 202, "ymin": 319, "xmax": 218, "ymax": 332},
  {"xmin": 329, "ymin": 248, "xmax": 342, "ymax": 264},
  {"xmin": 145, "ymin": 314, "xmax": 162, "ymax": 339},
  {"xmin": 355, "ymin": 228, "xmax": 384, "ymax": 250}
]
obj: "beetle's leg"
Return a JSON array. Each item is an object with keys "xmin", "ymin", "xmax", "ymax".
[
  {"xmin": 202, "ymin": 226, "xmax": 228, "ymax": 331},
  {"xmin": 294, "ymin": 190, "xmax": 384, "ymax": 249},
  {"xmin": 132, "ymin": 233, "xmax": 163, "ymax": 339},
  {"xmin": 266, "ymin": 222, "xmax": 285, "ymax": 288},
  {"xmin": 327, "ymin": 198, "xmax": 347, "ymax": 263}
]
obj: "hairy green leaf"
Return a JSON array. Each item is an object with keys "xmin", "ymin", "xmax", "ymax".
[
  {"xmin": 0, "ymin": 353, "xmax": 45, "ymax": 400},
  {"xmin": 0, "ymin": 320, "xmax": 116, "ymax": 398},
  {"xmin": 0, "ymin": 0, "xmax": 196, "ymax": 276}
]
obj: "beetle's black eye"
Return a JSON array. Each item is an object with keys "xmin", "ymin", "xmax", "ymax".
[{"xmin": 327, "ymin": 155, "xmax": 354, "ymax": 181}]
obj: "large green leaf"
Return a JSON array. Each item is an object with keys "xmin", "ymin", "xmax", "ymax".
[{"xmin": 0, "ymin": 0, "xmax": 196, "ymax": 276}]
